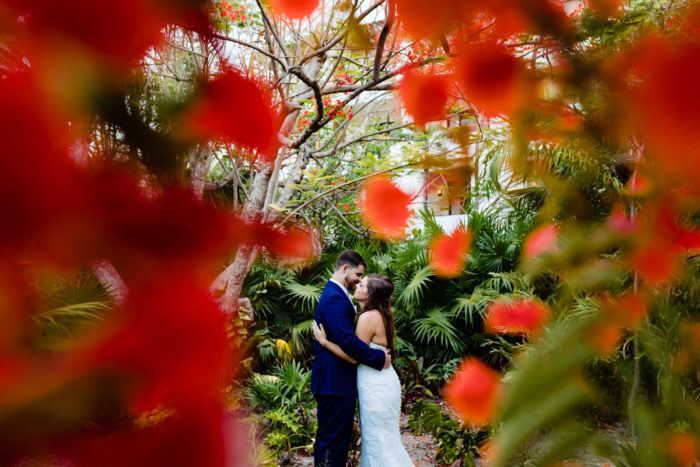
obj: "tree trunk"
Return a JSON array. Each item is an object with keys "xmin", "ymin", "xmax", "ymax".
[
  {"xmin": 91, "ymin": 259, "xmax": 128, "ymax": 306},
  {"xmin": 212, "ymin": 54, "xmax": 326, "ymax": 313},
  {"xmin": 189, "ymin": 146, "xmax": 213, "ymax": 201}
]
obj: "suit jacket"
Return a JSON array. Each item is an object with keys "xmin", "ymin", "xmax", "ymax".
[{"xmin": 311, "ymin": 281, "xmax": 386, "ymax": 398}]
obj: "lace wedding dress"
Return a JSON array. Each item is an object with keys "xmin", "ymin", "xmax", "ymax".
[{"xmin": 357, "ymin": 342, "xmax": 414, "ymax": 467}]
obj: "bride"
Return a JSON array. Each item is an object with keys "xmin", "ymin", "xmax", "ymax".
[{"xmin": 312, "ymin": 273, "xmax": 413, "ymax": 467}]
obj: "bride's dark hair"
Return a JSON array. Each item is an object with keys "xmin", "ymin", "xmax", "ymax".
[{"xmin": 357, "ymin": 273, "xmax": 396, "ymax": 358}]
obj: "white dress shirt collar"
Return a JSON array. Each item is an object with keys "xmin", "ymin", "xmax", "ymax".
[{"xmin": 329, "ymin": 278, "xmax": 355, "ymax": 308}]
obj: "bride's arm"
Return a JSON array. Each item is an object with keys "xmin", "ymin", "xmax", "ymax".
[{"xmin": 312, "ymin": 321, "xmax": 357, "ymax": 364}]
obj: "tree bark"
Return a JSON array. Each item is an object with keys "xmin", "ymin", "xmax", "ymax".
[
  {"xmin": 189, "ymin": 146, "xmax": 213, "ymax": 201},
  {"xmin": 91, "ymin": 259, "xmax": 128, "ymax": 306},
  {"xmin": 213, "ymin": 54, "xmax": 327, "ymax": 313}
]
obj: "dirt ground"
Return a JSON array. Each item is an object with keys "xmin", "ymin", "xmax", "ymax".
[
  {"xmin": 283, "ymin": 411, "xmax": 442, "ymax": 466},
  {"xmin": 282, "ymin": 415, "xmax": 633, "ymax": 467}
]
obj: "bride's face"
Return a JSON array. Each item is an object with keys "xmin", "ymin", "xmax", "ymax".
[{"xmin": 353, "ymin": 277, "xmax": 369, "ymax": 302}]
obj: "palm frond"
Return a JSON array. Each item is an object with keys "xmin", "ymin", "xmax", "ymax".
[
  {"xmin": 284, "ymin": 280, "xmax": 322, "ymax": 314},
  {"xmin": 412, "ymin": 308, "xmax": 465, "ymax": 355},
  {"xmin": 396, "ymin": 266, "xmax": 434, "ymax": 310}
]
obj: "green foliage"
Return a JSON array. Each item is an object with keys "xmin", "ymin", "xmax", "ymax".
[
  {"xmin": 246, "ymin": 361, "xmax": 317, "ymax": 457},
  {"xmin": 408, "ymin": 399, "xmax": 487, "ymax": 466},
  {"xmin": 33, "ymin": 271, "xmax": 113, "ymax": 349}
]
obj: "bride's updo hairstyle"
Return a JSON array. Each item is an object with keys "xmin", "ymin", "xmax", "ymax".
[{"xmin": 358, "ymin": 273, "xmax": 396, "ymax": 358}]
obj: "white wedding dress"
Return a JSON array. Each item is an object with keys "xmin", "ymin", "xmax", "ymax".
[{"xmin": 357, "ymin": 342, "xmax": 414, "ymax": 467}]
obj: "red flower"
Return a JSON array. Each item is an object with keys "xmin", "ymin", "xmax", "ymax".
[
  {"xmin": 60, "ymin": 408, "xmax": 241, "ymax": 467},
  {"xmin": 444, "ymin": 358, "xmax": 501, "ymax": 426},
  {"xmin": 631, "ymin": 241, "xmax": 683, "ymax": 285},
  {"xmin": 269, "ymin": 0, "xmax": 319, "ymax": 19},
  {"xmin": 484, "ymin": 298, "xmax": 550, "ymax": 335},
  {"xmin": 0, "ymin": 73, "xmax": 85, "ymax": 263},
  {"xmin": 3, "ymin": 0, "xmax": 208, "ymax": 69},
  {"xmin": 667, "ymin": 432, "xmax": 699, "ymax": 467},
  {"xmin": 621, "ymin": 36, "xmax": 700, "ymax": 180},
  {"xmin": 398, "ymin": 70, "xmax": 451, "ymax": 125},
  {"xmin": 358, "ymin": 176, "xmax": 413, "ymax": 240},
  {"xmin": 428, "ymin": 228, "xmax": 472, "ymax": 278},
  {"xmin": 601, "ymin": 292, "xmax": 648, "ymax": 329},
  {"xmin": 181, "ymin": 69, "xmax": 278, "ymax": 160},
  {"xmin": 523, "ymin": 223, "xmax": 559, "ymax": 258},
  {"xmin": 587, "ymin": 321, "xmax": 622, "ymax": 357},
  {"xmin": 94, "ymin": 276, "xmax": 232, "ymax": 413},
  {"xmin": 455, "ymin": 41, "xmax": 534, "ymax": 118},
  {"xmin": 394, "ymin": 0, "xmax": 456, "ymax": 39}
]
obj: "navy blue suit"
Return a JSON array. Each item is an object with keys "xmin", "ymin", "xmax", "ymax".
[{"xmin": 311, "ymin": 281, "xmax": 385, "ymax": 466}]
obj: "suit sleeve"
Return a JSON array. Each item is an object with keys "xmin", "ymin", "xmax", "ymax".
[{"xmin": 319, "ymin": 295, "xmax": 386, "ymax": 371}]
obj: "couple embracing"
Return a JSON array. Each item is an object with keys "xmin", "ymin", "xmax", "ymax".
[{"xmin": 311, "ymin": 250, "xmax": 413, "ymax": 467}]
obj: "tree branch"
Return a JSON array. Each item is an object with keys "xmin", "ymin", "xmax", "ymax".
[
  {"xmin": 208, "ymin": 32, "xmax": 288, "ymax": 71},
  {"xmin": 281, "ymin": 161, "xmax": 421, "ymax": 224}
]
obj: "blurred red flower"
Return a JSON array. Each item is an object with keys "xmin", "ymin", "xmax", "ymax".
[
  {"xmin": 94, "ymin": 277, "xmax": 232, "ymax": 414},
  {"xmin": 523, "ymin": 223, "xmax": 559, "ymax": 258},
  {"xmin": 181, "ymin": 69, "xmax": 278, "ymax": 160},
  {"xmin": 2, "ymin": 0, "xmax": 208, "ymax": 68},
  {"xmin": 485, "ymin": 298, "xmax": 550, "ymax": 335},
  {"xmin": 601, "ymin": 292, "xmax": 647, "ymax": 329},
  {"xmin": 269, "ymin": 0, "xmax": 319, "ymax": 19},
  {"xmin": 667, "ymin": 432, "xmax": 699, "ymax": 467},
  {"xmin": 444, "ymin": 358, "xmax": 501, "ymax": 426},
  {"xmin": 358, "ymin": 176, "xmax": 412, "ymax": 240},
  {"xmin": 455, "ymin": 41, "xmax": 534, "ymax": 118},
  {"xmin": 621, "ymin": 36, "xmax": 700, "ymax": 180},
  {"xmin": 587, "ymin": 321, "xmax": 622, "ymax": 357},
  {"xmin": 393, "ymin": 0, "xmax": 456, "ymax": 39},
  {"xmin": 398, "ymin": 70, "xmax": 451, "ymax": 125},
  {"xmin": 428, "ymin": 227, "xmax": 472, "ymax": 278}
]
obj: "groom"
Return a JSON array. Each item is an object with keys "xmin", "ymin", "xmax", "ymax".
[{"xmin": 311, "ymin": 250, "xmax": 390, "ymax": 466}]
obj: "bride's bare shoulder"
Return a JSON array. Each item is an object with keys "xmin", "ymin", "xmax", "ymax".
[
  {"xmin": 358, "ymin": 309, "xmax": 381, "ymax": 322},
  {"xmin": 357, "ymin": 310, "xmax": 382, "ymax": 324}
]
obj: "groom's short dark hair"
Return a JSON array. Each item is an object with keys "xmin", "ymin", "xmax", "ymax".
[{"xmin": 335, "ymin": 250, "xmax": 367, "ymax": 270}]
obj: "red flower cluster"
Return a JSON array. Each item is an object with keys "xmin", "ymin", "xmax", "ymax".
[
  {"xmin": 358, "ymin": 176, "xmax": 413, "ymax": 240},
  {"xmin": 269, "ymin": 0, "xmax": 320, "ymax": 19},
  {"xmin": 398, "ymin": 70, "xmax": 451, "ymax": 125},
  {"xmin": 210, "ymin": 1, "xmax": 247, "ymax": 22},
  {"xmin": 444, "ymin": 358, "xmax": 502, "ymax": 426},
  {"xmin": 181, "ymin": 68, "xmax": 279, "ymax": 163},
  {"xmin": 428, "ymin": 228, "xmax": 472, "ymax": 278},
  {"xmin": 0, "ymin": 5, "xmax": 314, "ymax": 461},
  {"xmin": 484, "ymin": 298, "xmax": 550, "ymax": 336}
]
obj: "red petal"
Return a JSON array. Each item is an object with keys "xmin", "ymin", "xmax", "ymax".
[
  {"xmin": 523, "ymin": 223, "xmax": 559, "ymax": 258},
  {"xmin": 358, "ymin": 176, "xmax": 412, "ymax": 240},
  {"xmin": 631, "ymin": 242, "xmax": 683, "ymax": 285},
  {"xmin": 622, "ymin": 37, "xmax": 700, "ymax": 178},
  {"xmin": 428, "ymin": 228, "xmax": 472, "ymax": 278},
  {"xmin": 269, "ymin": 0, "xmax": 319, "ymax": 19},
  {"xmin": 602, "ymin": 292, "xmax": 647, "ymax": 329},
  {"xmin": 95, "ymin": 276, "xmax": 232, "ymax": 412},
  {"xmin": 182, "ymin": 69, "xmax": 277, "ymax": 158},
  {"xmin": 444, "ymin": 358, "xmax": 501, "ymax": 426},
  {"xmin": 587, "ymin": 321, "xmax": 622, "ymax": 356},
  {"xmin": 608, "ymin": 204, "xmax": 638, "ymax": 234},
  {"xmin": 484, "ymin": 298, "xmax": 550, "ymax": 335},
  {"xmin": 455, "ymin": 41, "xmax": 534, "ymax": 117},
  {"xmin": 394, "ymin": 0, "xmax": 455, "ymax": 39},
  {"xmin": 3, "ymin": 0, "xmax": 207, "ymax": 67},
  {"xmin": 667, "ymin": 433, "xmax": 699, "ymax": 467},
  {"xmin": 398, "ymin": 71, "xmax": 450, "ymax": 124}
]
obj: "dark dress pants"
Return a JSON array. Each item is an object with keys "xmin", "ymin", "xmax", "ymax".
[{"xmin": 314, "ymin": 394, "xmax": 356, "ymax": 467}]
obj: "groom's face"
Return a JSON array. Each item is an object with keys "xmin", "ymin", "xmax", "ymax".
[{"xmin": 344, "ymin": 264, "xmax": 365, "ymax": 292}]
